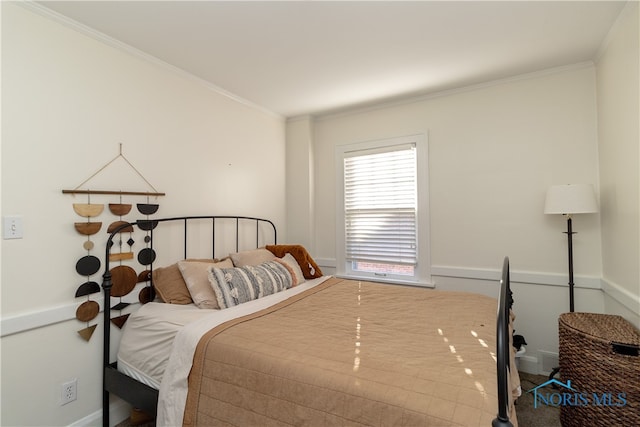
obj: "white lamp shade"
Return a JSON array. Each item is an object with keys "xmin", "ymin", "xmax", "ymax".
[{"xmin": 544, "ymin": 184, "xmax": 599, "ymax": 214}]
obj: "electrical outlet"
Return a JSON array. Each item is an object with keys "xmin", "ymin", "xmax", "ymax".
[{"xmin": 60, "ymin": 379, "xmax": 77, "ymax": 405}]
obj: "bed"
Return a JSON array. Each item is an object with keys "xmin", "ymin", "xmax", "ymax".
[{"xmin": 101, "ymin": 215, "xmax": 518, "ymax": 427}]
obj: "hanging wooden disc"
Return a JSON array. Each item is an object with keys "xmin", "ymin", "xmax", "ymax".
[
  {"xmin": 137, "ymin": 269, "xmax": 151, "ymax": 283},
  {"xmin": 137, "ymin": 248, "xmax": 156, "ymax": 266},
  {"xmin": 107, "ymin": 221, "xmax": 134, "ymax": 233},
  {"xmin": 75, "ymin": 281, "xmax": 100, "ymax": 297},
  {"xmin": 137, "ymin": 203, "xmax": 159, "ymax": 215},
  {"xmin": 111, "ymin": 314, "xmax": 130, "ymax": 329},
  {"xmin": 137, "ymin": 220, "xmax": 158, "ymax": 231},
  {"xmin": 78, "ymin": 324, "xmax": 97, "ymax": 341},
  {"xmin": 76, "ymin": 255, "xmax": 101, "ymax": 276},
  {"xmin": 83, "ymin": 240, "xmax": 95, "ymax": 251},
  {"xmin": 76, "ymin": 300, "xmax": 100, "ymax": 322},
  {"xmin": 138, "ymin": 286, "xmax": 154, "ymax": 304},
  {"xmin": 74, "ymin": 222, "xmax": 102, "ymax": 235},
  {"xmin": 109, "ymin": 203, "xmax": 132, "ymax": 216},
  {"xmin": 110, "ymin": 265, "xmax": 137, "ymax": 297},
  {"xmin": 73, "ymin": 203, "xmax": 104, "ymax": 217}
]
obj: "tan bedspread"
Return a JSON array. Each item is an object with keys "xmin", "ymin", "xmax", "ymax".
[{"xmin": 183, "ymin": 277, "xmax": 517, "ymax": 426}]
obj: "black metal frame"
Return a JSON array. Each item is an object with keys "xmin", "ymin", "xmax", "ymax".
[
  {"xmin": 492, "ymin": 256, "xmax": 514, "ymax": 427},
  {"xmin": 101, "ymin": 216, "xmax": 276, "ymax": 427}
]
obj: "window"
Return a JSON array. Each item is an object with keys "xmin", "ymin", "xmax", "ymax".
[{"xmin": 336, "ymin": 134, "xmax": 431, "ymax": 286}]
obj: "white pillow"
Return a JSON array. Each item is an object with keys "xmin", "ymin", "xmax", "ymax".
[
  {"xmin": 275, "ymin": 253, "xmax": 306, "ymax": 286},
  {"xmin": 178, "ymin": 258, "xmax": 233, "ymax": 309}
]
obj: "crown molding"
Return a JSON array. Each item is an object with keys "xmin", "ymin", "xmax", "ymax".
[
  {"xmin": 17, "ymin": 1, "xmax": 283, "ymax": 120},
  {"xmin": 594, "ymin": 1, "xmax": 638, "ymax": 63},
  {"xmin": 311, "ymin": 61, "xmax": 595, "ymax": 121}
]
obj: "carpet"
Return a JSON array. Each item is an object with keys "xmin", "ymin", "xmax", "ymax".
[{"xmin": 516, "ymin": 372, "xmax": 562, "ymax": 427}]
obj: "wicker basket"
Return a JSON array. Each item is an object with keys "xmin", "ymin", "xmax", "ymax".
[{"xmin": 559, "ymin": 312, "xmax": 640, "ymax": 427}]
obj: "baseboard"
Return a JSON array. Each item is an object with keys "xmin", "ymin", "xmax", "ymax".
[
  {"xmin": 516, "ymin": 353, "xmax": 558, "ymax": 377},
  {"xmin": 69, "ymin": 399, "xmax": 131, "ymax": 427},
  {"xmin": 517, "ymin": 355, "xmax": 540, "ymax": 375},
  {"xmin": 537, "ymin": 350, "xmax": 560, "ymax": 376}
]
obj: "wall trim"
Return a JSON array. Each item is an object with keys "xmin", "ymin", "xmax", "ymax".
[
  {"xmin": 431, "ymin": 265, "xmax": 602, "ymax": 289},
  {"xmin": 1, "ymin": 264, "xmax": 619, "ymax": 337},
  {"xmin": 1, "ymin": 301, "xmax": 97, "ymax": 338},
  {"xmin": 315, "ymin": 258, "xmax": 337, "ymax": 268},
  {"xmin": 601, "ymin": 277, "xmax": 640, "ymax": 314},
  {"xmin": 0, "ymin": 284, "xmax": 145, "ymax": 338},
  {"xmin": 317, "ymin": 258, "xmax": 602, "ymax": 289}
]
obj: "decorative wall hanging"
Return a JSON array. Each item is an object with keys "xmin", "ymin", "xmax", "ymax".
[
  {"xmin": 63, "ymin": 144, "xmax": 165, "ymax": 341},
  {"xmin": 108, "ymin": 198, "xmax": 134, "ymax": 261},
  {"xmin": 73, "ymin": 193, "xmax": 103, "ymax": 341},
  {"xmin": 136, "ymin": 198, "xmax": 159, "ymax": 305}
]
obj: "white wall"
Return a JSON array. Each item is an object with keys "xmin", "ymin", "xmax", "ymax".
[
  {"xmin": 3, "ymin": 2, "xmax": 637, "ymax": 425},
  {"xmin": 284, "ymin": 117, "xmax": 315, "ymax": 250},
  {"xmin": 596, "ymin": 2, "xmax": 640, "ymax": 327},
  {"xmin": 287, "ymin": 65, "xmax": 605, "ymax": 375},
  {"xmin": 1, "ymin": 3, "xmax": 285, "ymax": 426}
]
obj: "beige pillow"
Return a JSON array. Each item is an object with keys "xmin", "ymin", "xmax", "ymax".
[
  {"xmin": 229, "ymin": 248, "xmax": 276, "ymax": 267},
  {"xmin": 178, "ymin": 258, "xmax": 233, "ymax": 309},
  {"xmin": 274, "ymin": 253, "xmax": 306, "ymax": 286},
  {"xmin": 152, "ymin": 263, "xmax": 191, "ymax": 304},
  {"xmin": 152, "ymin": 259, "xmax": 218, "ymax": 304}
]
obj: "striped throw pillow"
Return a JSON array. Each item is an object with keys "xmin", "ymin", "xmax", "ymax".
[{"xmin": 208, "ymin": 260, "xmax": 293, "ymax": 309}]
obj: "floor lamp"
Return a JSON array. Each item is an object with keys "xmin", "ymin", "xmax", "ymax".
[
  {"xmin": 544, "ymin": 184, "xmax": 599, "ymax": 312},
  {"xmin": 544, "ymin": 184, "xmax": 598, "ymax": 383}
]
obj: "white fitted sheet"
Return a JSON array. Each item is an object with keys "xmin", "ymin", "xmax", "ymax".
[{"xmin": 117, "ymin": 302, "xmax": 209, "ymax": 389}]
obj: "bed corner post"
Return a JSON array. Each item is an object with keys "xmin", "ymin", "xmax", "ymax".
[
  {"xmin": 492, "ymin": 256, "xmax": 514, "ymax": 427},
  {"xmin": 102, "ymin": 254, "xmax": 113, "ymax": 427}
]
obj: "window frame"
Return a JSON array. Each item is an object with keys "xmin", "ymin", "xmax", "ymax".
[{"xmin": 335, "ymin": 134, "xmax": 432, "ymax": 287}]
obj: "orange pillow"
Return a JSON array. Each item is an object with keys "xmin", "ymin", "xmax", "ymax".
[{"xmin": 265, "ymin": 245, "xmax": 323, "ymax": 279}]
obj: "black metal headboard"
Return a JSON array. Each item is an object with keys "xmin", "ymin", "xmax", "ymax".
[
  {"xmin": 100, "ymin": 215, "xmax": 276, "ymax": 426},
  {"xmin": 104, "ymin": 215, "xmax": 276, "ymax": 267}
]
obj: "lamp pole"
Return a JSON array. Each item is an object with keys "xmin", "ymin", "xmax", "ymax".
[{"xmin": 564, "ymin": 215, "xmax": 575, "ymax": 312}]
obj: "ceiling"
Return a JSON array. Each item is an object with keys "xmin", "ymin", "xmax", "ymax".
[{"xmin": 35, "ymin": 1, "xmax": 627, "ymax": 118}]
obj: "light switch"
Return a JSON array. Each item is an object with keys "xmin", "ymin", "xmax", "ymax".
[{"xmin": 3, "ymin": 216, "xmax": 24, "ymax": 239}]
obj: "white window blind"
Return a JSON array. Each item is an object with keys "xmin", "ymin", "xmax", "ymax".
[{"xmin": 343, "ymin": 144, "xmax": 417, "ymax": 266}]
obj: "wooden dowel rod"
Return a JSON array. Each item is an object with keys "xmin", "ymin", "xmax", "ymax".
[{"xmin": 62, "ymin": 189, "xmax": 165, "ymax": 197}]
